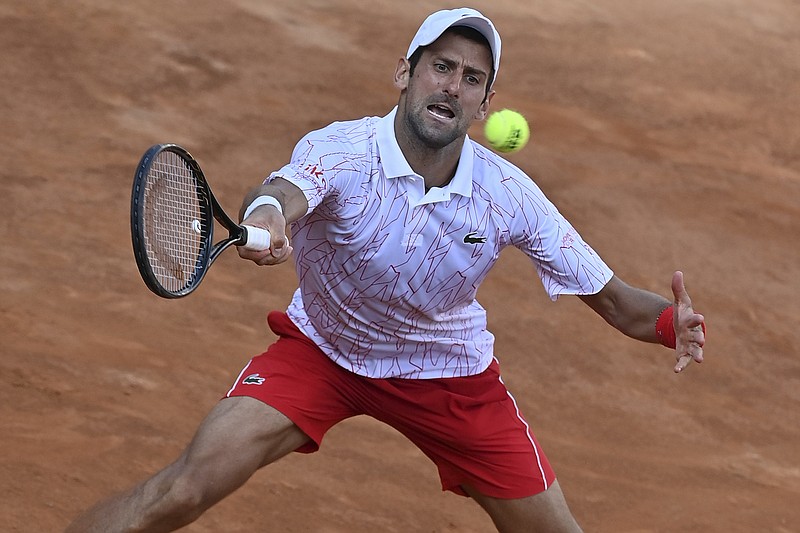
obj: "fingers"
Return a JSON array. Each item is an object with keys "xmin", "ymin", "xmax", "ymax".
[
  {"xmin": 671, "ymin": 270, "xmax": 691, "ymax": 308},
  {"xmin": 674, "ymin": 344, "xmax": 703, "ymax": 372},
  {"xmin": 237, "ymin": 242, "xmax": 293, "ymax": 266},
  {"xmin": 269, "ymin": 231, "xmax": 290, "ymax": 257},
  {"xmin": 674, "ymin": 343, "xmax": 704, "ymax": 374},
  {"xmin": 674, "ymin": 354, "xmax": 694, "ymax": 373},
  {"xmin": 670, "ymin": 271, "xmax": 707, "ymax": 373},
  {"xmin": 674, "ymin": 317, "xmax": 705, "ymax": 373},
  {"xmin": 236, "ymin": 224, "xmax": 291, "ymax": 265},
  {"xmin": 257, "ymin": 244, "xmax": 294, "ymax": 265},
  {"xmin": 671, "ymin": 271, "xmax": 703, "ymax": 326},
  {"xmin": 237, "ymin": 207, "xmax": 291, "ymax": 266}
]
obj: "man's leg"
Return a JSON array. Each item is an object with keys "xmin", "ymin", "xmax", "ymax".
[
  {"xmin": 463, "ymin": 480, "xmax": 583, "ymax": 533},
  {"xmin": 65, "ymin": 396, "xmax": 310, "ymax": 533}
]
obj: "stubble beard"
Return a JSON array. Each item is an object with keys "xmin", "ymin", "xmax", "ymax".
[{"xmin": 404, "ymin": 99, "xmax": 466, "ymax": 150}]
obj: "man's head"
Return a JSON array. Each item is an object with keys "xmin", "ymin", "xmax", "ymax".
[
  {"xmin": 407, "ymin": 26, "xmax": 495, "ymax": 103},
  {"xmin": 406, "ymin": 8, "xmax": 501, "ymax": 90},
  {"xmin": 393, "ymin": 9, "xmax": 501, "ymax": 151}
]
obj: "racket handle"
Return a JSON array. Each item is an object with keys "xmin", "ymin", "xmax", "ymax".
[{"xmin": 241, "ymin": 225, "xmax": 271, "ymax": 251}]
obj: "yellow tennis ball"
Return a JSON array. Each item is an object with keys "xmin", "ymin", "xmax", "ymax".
[{"xmin": 484, "ymin": 109, "xmax": 530, "ymax": 153}]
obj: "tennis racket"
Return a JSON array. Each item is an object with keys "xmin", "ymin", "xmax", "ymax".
[{"xmin": 131, "ymin": 143, "xmax": 271, "ymax": 298}]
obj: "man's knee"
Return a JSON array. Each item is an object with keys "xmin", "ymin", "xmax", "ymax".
[
  {"xmin": 132, "ymin": 462, "xmax": 217, "ymax": 528},
  {"xmin": 161, "ymin": 471, "xmax": 211, "ymax": 520},
  {"xmin": 463, "ymin": 481, "xmax": 582, "ymax": 533}
]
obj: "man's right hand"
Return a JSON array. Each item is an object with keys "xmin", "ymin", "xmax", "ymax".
[{"xmin": 237, "ymin": 206, "xmax": 292, "ymax": 266}]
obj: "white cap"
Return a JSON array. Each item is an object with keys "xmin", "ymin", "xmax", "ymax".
[{"xmin": 406, "ymin": 8, "xmax": 502, "ymax": 86}]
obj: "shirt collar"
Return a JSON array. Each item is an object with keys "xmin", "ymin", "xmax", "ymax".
[{"xmin": 376, "ymin": 107, "xmax": 474, "ymax": 199}]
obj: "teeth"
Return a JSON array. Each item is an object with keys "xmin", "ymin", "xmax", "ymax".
[{"xmin": 429, "ymin": 105, "xmax": 453, "ymax": 118}]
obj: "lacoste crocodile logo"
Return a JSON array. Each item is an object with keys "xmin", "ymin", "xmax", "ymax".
[
  {"xmin": 242, "ymin": 373, "xmax": 266, "ymax": 385},
  {"xmin": 463, "ymin": 232, "xmax": 487, "ymax": 244}
]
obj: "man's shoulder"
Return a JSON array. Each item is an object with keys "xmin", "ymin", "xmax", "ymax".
[
  {"xmin": 469, "ymin": 140, "xmax": 543, "ymax": 193},
  {"xmin": 289, "ymin": 116, "xmax": 380, "ymax": 166},
  {"xmin": 304, "ymin": 115, "xmax": 379, "ymax": 145}
]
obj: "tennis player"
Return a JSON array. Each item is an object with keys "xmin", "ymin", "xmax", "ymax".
[{"xmin": 66, "ymin": 8, "xmax": 705, "ymax": 532}]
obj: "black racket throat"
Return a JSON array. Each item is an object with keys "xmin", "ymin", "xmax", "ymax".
[{"xmin": 206, "ymin": 184, "xmax": 249, "ymax": 261}]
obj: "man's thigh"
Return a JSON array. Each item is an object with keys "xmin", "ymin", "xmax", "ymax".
[{"xmin": 179, "ymin": 396, "xmax": 311, "ymax": 499}]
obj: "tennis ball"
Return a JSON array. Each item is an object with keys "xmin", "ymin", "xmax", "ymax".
[{"xmin": 484, "ymin": 109, "xmax": 530, "ymax": 153}]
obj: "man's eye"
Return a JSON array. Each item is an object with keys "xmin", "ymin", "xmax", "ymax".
[
  {"xmin": 466, "ymin": 75, "xmax": 480, "ymax": 85},
  {"xmin": 435, "ymin": 63, "xmax": 448, "ymax": 72}
]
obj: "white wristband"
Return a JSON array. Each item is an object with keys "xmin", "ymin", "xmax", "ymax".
[{"xmin": 243, "ymin": 195, "xmax": 283, "ymax": 220}]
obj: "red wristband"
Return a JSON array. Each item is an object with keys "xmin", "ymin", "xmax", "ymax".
[
  {"xmin": 655, "ymin": 305, "xmax": 676, "ymax": 348},
  {"xmin": 655, "ymin": 305, "xmax": 706, "ymax": 349}
]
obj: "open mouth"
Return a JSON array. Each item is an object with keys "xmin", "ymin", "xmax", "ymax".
[{"xmin": 427, "ymin": 103, "xmax": 455, "ymax": 120}]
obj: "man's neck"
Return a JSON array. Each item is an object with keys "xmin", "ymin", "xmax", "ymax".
[{"xmin": 395, "ymin": 122, "xmax": 465, "ymax": 190}]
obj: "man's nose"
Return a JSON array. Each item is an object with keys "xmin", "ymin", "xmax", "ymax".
[{"xmin": 442, "ymin": 73, "xmax": 461, "ymax": 97}]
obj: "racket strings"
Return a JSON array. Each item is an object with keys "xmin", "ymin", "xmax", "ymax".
[{"xmin": 142, "ymin": 151, "xmax": 209, "ymax": 292}]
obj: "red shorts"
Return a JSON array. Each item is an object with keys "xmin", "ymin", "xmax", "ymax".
[{"xmin": 226, "ymin": 312, "xmax": 556, "ymax": 499}]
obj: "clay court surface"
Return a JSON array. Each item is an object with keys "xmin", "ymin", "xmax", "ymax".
[{"xmin": 2, "ymin": 1, "xmax": 799, "ymax": 531}]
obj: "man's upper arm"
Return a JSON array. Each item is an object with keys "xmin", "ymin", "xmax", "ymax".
[
  {"xmin": 578, "ymin": 275, "xmax": 622, "ymax": 322},
  {"xmin": 240, "ymin": 177, "xmax": 309, "ymax": 224}
]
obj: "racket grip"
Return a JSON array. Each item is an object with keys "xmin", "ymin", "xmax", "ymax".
[{"xmin": 241, "ymin": 225, "xmax": 271, "ymax": 251}]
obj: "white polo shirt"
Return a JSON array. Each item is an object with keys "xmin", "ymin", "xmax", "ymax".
[{"xmin": 267, "ymin": 107, "xmax": 613, "ymax": 379}]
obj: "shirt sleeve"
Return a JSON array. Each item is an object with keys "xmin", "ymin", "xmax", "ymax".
[
  {"xmin": 265, "ymin": 120, "xmax": 371, "ymax": 217},
  {"xmin": 505, "ymin": 176, "xmax": 613, "ymax": 301},
  {"xmin": 527, "ymin": 208, "xmax": 613, "ymax": 300}
]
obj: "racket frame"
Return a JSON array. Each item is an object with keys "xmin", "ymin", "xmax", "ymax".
[{"xmin": 131, "ymin": 143, "xmax": 250, "ymax": 298}]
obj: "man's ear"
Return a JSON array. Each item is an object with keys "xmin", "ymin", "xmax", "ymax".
[
  {"xmin": 394, "ymin": 58, "xmax": 411, "ymax": 90},
  {"xmin": 474, "ymin": 89, "xmax": 496, "ymax": 120}
]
